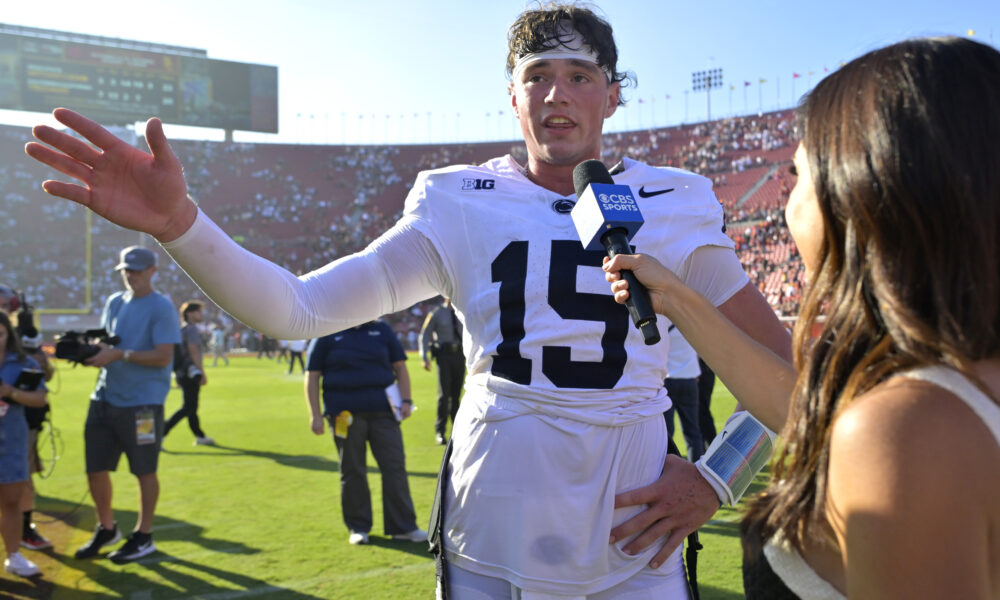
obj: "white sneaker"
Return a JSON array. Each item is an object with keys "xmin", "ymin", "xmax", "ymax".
[
  {"xmin": 5, "ymin": 551, "xmax": 40, "ymax": 576},
  {"xmin": 194, "ymin": 437, "xmax": 215, "ymax": 446},
  {"xmin": 391, "ymin": 529, "xmax": 428, "ymax": 543},
  {"xmin": 348, "ymin": 531, "xmax": 369, "ymax": 545}
]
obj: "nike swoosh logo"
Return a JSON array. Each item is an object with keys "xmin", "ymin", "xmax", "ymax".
[{"xmin": 637, "ymin": 186, "xmax": 675, "ymax": 198}]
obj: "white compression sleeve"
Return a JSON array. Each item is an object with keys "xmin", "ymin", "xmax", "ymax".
[{"xmin": 160, "ymin": 209, "xmax": 446, "ymax": 339}]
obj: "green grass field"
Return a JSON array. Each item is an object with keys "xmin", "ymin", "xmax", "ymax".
[{"xmin": 1, "ymin": 353, "xmax": 763, "ymax": 599}]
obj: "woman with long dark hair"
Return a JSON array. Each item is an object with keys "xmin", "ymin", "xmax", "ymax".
[
  {"xmin": 0, "ymin": 311, "xmax": 48, "ymax": 576},
  {"xmin": 605, "ymin": 37, "xmax": 1000, "ymax": 598}
]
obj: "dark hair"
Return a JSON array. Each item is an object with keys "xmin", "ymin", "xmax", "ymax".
[
  {"xmin": 743, "ymin": 36, "xmax": 1000, "ymax": 556},
  {"xmin": 506, "ymin": 1, "xmax": 635, "ymax": 106},
  {"xmin": 180, "ymin": 300, "xmax": 203, "ymax": 323},
  {"xmin": 0, "ymin": 310, "xmax": 26, "ymax": 361}
]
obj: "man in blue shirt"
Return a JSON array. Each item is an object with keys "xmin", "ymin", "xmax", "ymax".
[
  {"xmin": 74, "ymin": 246, "xmax": 180, "ymax": 564},
  {"xmin": 305, "ymin": 320, "xmax": 426, "ymax": 546}
]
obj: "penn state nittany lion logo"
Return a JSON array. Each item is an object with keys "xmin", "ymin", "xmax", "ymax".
[{"xmin": 551, "ymin": 198, "xmax": 575, "ymax": 214}]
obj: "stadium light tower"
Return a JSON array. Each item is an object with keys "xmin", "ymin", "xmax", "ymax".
[{"xmin": 692, "ymin": 68, "xmax": 724, "ymax": 122}]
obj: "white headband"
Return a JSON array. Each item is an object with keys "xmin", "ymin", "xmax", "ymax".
[{"xmin": 511, "ymin": 29, "xmax": 612, "ymax": 82}]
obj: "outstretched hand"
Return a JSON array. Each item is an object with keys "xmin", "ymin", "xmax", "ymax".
[
  {"xmin": 610, "ymin": 454, "xmax": 720, "ymax": 569},
  {"xmin": 25, "ymin": 108, "xmax": 197, "ymax": 242}
]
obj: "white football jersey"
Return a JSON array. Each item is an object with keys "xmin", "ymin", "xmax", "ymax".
[{"xmin": 401, "ymin": 155, "xmax": 735, "ymax": 424}]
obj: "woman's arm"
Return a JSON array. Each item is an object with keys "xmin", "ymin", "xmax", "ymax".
[
  {"xmin": 0, "ymin": 383, "xmax": 47, "ymax": 408},
  {"xmin": 605, "ymin": 253, "xmax": 796, "ymax": 431}
]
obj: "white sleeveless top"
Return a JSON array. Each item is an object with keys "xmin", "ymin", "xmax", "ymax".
[{"xmin": 764, "ymin": 365, "xmax": 1000, "ymax": 600}]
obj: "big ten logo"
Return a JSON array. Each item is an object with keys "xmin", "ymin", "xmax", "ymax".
[{"xmin": 462, "ymin": 178, "xmax": 496, "ymax": 191}]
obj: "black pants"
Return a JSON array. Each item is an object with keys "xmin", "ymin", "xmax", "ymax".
[
  {"xmin": 434, "ymin": 351, "xmax": 465, "ymax": 437},
  {"xmin": 287, "ymin": 351, "xmax": 305, "ymax": 374},
  {"xmin": 165, "ymin": 376, "xmax": 205, "ymax": 438},
  {"xmin": 664, "ymin": 377, "xmax": 704, "ymax": 461},
  {"xmin": 331, "ymin": 411, "xmax": 418, "ymax": 535}
]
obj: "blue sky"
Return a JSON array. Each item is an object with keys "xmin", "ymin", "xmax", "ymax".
[{"xmin": 1, "ymin": 0, "xmax": 996, "ymax": 144}]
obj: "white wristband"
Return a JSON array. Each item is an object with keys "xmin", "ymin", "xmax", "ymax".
[{"xmin": 695, "ymin": 411, "xmax": 776, "ymax": 506}]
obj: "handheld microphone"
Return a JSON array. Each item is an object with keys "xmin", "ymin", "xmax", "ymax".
[{"xmin": 570, "ymin": 160, "xmax": 660, "ymax": 345}]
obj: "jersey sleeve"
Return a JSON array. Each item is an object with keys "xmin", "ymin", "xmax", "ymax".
[
  {"xmin": 630, "ymin": 165, "xmax": 735, "ymax": 278},
  {"xmin": 677, "ymin": 245, "xmax": 750, "ymax": 307}
]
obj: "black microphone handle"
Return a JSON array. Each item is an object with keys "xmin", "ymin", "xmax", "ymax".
[{"xmin": 601, "ymin": 230, "xmax": 661, "ymax": 345}]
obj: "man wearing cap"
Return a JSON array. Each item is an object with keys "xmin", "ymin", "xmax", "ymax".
[{"xmin": 73, "ymin": 246, "xmax": 180, "ymax": 564}]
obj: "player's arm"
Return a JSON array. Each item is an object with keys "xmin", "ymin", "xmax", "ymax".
[
  {"xmin": 714, "ymin": 282, "xmax": 794, "ymax": 428},
  {"xmin": 158, "ymin": 214, "xmax": 446, "ymax": 341}
]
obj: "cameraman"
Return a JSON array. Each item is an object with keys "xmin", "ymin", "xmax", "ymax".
[
  {"xmin": 164, "ymin": 301, "xmax": 213, "ymax": 446},
  {"xmin": 74, "ymin": 247, "xmax": 180, "ymax": 564},
  {"xmin": 0, "ymin": 284, "xmax": 57, "ymax": 552}
]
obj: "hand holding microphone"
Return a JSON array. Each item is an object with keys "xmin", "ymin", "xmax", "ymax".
[{"xmin": 570, "ymin": 160, "xmax": 660, "ymax": 345}]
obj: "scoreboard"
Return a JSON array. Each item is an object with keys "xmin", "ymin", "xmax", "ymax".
[{"xmin": 0, "ymin": 27, "xmax": 278, "ymax": 133}]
